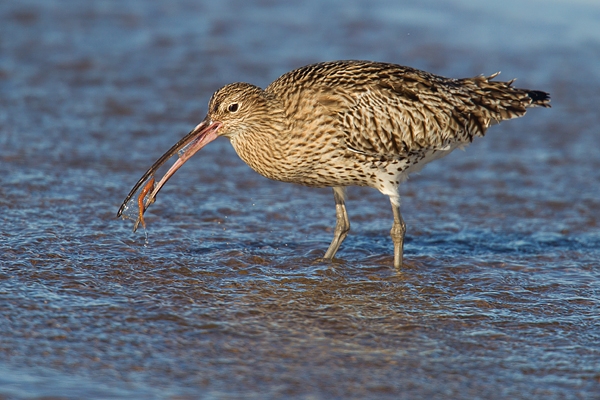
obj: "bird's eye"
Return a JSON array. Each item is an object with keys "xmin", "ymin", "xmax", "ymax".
[{"xmin": 228, "ymin": 103, "xmax": 239, "ymax": 113}]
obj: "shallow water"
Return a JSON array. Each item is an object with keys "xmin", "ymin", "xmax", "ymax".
[{"xmin": 1, "ymin": 0, "xmax": 599, "ymax": 398}]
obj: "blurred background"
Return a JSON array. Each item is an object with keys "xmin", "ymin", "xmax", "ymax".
[{"xmin": 1, "ymin": 0, "xmax": 599, "ymax": 398}]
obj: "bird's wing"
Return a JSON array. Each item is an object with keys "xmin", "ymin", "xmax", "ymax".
[
  {"xmin": 269, "ymin": 61, "xmax": 538, "ymax": 159},
  {"xmin": 332, "ymin": 69, "xmax": 507, "ymax": 158}
]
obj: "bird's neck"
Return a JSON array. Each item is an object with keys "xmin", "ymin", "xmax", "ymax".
[{"xmin": 229, "ymin": 105, "xmax": 297, "ymax": 182}]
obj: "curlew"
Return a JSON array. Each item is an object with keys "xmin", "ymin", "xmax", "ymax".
[{"xmin": 117, "ymin": 60, "xmax": 550, "ymax": 268}]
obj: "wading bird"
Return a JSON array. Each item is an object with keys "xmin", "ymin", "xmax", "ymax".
[{"xmin": 117, "ymin": 60, "xmax": 550, "ymax": 268}]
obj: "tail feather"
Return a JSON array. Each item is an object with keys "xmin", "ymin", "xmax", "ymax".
[
  {"xmin": 460, "ymin": 73, "xmax": 551, "ymax": 130},
  {"xmin": 526, "ymin": 90, "xmax": 551, "ymax": 107}
]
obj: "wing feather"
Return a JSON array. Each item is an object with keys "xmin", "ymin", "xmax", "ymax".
[{"xmin": 266, "ymin": 60, "xmax": 548, "ymax": 159}]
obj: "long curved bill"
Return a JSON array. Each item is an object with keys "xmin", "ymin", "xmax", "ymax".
[{"xmin": 117, "ymin": 117, "xmax": 222, "ymax": 231}]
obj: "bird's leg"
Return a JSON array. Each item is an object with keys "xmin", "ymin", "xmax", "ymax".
[
  {"xmin": 323, "ymin": 187, "xmax": 350, "ymax": 260},
  {"xmin": 390, "ymin": 197, "xmax": 406, "ymax": 268}
]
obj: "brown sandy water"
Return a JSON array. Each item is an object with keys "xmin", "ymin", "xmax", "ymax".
[{"xmin": 1, "ymin": 0, "xmax": 599, "ymax": 398}]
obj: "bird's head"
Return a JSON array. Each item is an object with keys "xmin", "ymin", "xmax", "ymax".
[
  {"xmin": 116, "ymin": 82, "xmax": 284, "ymax": 222},
  {"xmin": 206, "ymin": 82, "xmax": 277, "ymax": 139}
]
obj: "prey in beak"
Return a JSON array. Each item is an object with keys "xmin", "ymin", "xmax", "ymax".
[{"xmin": 117, "ymin": 117, "xmax": 222, "ymax": 231}]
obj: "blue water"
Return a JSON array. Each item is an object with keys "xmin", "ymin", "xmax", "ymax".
[{"xmin": 1, "ymin": 0, "xmax": 599, "ymax": 398}]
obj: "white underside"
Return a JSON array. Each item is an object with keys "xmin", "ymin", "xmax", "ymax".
[{"xmin": 375, "ymin": 142, "xmax": 465, "ymax": 205}]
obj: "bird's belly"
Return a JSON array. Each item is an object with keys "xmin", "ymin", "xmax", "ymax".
[
  {"xmin": 285, "ymin": 144, "xmax": 461, "ymax": 195},
  {"xmin": 242, "ymin": 143, "xmax": 461, "ymax": 194},
  {"xmin": 274, "ymin": 152, "xmax": 413, "ymax": 190}
]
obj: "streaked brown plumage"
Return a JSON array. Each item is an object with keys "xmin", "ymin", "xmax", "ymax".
[{"xmin": 117, "ymin": 60, "xmax": 550, "ymax": 268}]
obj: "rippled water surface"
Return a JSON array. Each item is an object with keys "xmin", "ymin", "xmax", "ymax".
[{"xmin": 1, "ymin": 0, "xmax": 599, "ymax": 398}]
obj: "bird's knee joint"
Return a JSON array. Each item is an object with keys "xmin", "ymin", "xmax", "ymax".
[
  {"xmin": 336, "ymin": 224, "xmax": 350, "ymax": 238},
  {"xmin": 390, "ymin": 221, "xmax": 406, "ymax": 240},
  {"xmin": 342, "ymin": 221, "xmax": 351, "ymax": 234}
]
